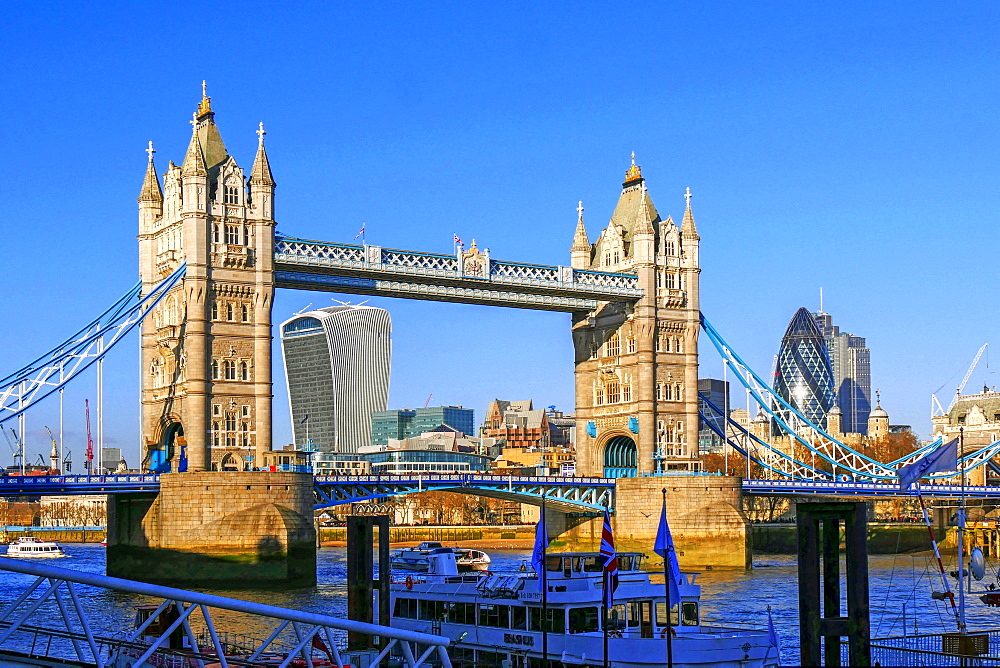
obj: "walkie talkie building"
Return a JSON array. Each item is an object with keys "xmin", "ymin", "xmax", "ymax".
[
  {"xmin": 774, "ymin": 307, "xmax": 836, "ymax": 428},
  {"xmin": 280, "ymin": 305, "xmax": 391, "ymax": 454}
]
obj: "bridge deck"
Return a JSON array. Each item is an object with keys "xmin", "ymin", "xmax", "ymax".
[{"xmin": 274, "ymin": 237, "xmax": 644, "ymax": 311}]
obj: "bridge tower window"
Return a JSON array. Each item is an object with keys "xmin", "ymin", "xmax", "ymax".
[
  {"xmin": 211, "ymin": 301, "xmax": 219, "ymax": 320},
  {"xmin": 626, "ymin": 336, "xmax": 636, "ymax": 354},
  {"xmin": 241, "ymin": 303, "xmax": 250, "ymax": 322},
  {"xmin": 240, "ymin": 361, "xmax": 249, "ymax": 381},
  {"xmin": 223, "ymin": 360, "xmax": 236, "ymax": 380},
  {"xmin": 226, "ymin": 303, "xmax": 234, "ymax": 320},
  {"xmin": 213, "ymin": 224, "xmax": 220, "ymax": 243},
  {"xmin": 225, "ymin": 224, "xmax": 240, "ymax": 245},
  {"xmin": 211, "ymin": 360, "xmax": 219, "ymax": 380},
  {"xmin": 605, "ymin": 332, "xmax": 620, "ymax": 357},
  {"xmin": 212, "ymin": 422, "xmax": 220, "ymax": 447},
  {"xmin": 224, "ymin": 184, "xmax": 240, "ymax": 205}
]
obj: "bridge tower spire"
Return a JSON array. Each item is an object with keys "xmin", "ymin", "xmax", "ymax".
[
  {"xmin": 138, "ymin": 85, "xmax": 276, "ymax": 473},
  {"xmin": 572, "ymin": 154, "xmax": 702, "ymax": 477},
  {"xmin": 570, "ymin": 200, "xmax": 592, "ymax": 269}
]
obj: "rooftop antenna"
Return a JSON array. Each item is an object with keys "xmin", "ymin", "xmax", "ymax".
[
  {"xmin": 294, "ymin": 303, "xmax": 313, "ymax": 315},
  {"xmin": 819, "ymin": 287, "xmax": 824, "ymax": 313}
]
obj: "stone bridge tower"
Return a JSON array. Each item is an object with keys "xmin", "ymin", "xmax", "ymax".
[
  {"xmin": 137, "ymin": 86, "xmax": 276, "ymax": 472},
  {"xmin": 571, "ymin": 155, "xmax": 701, "ymax": 477}
]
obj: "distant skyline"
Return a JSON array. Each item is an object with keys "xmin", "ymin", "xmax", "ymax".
[{"xmin": 1, "ymin": 3, "xmax": 999, "ymax": 467}]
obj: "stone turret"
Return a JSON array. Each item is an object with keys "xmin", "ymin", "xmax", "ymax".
[
  {"xmin": 137, "ymin": 141, "xmax": 163, "ymax": 235},
  {"xmin": 570, "ymin": 201, "xmax": 591, "ymax": 269},
  {"xmin": 868, "ymin": 391, "xmax": 889, "ymax": 441}
]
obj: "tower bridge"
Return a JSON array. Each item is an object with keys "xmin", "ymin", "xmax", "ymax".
[{"xmin": 4, "ymin": 86, "xmax": 998, "ymax": 585}]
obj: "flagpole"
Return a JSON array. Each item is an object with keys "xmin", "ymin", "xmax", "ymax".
[
  {"xmin": 958, "ymin": 427, "xmax": 966, "ymax": 632},
  {"xmin": 541, "ymin": 495, "xmax": 549, "ymax": 668},
  {"xmin": 603, "ymin": 570, "xmax": 609, "ymax": 668},
  {"xmin": 661, "ymin": 488, "xmax": 674, "ymax": 668}
]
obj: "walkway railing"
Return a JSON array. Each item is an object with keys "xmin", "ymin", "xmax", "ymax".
[{"xmin": 0, "ymin": 557, "xmax": 452, "ymax": 668}]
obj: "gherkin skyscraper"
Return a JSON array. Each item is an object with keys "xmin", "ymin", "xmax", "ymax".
[{"xmin": 774, "ymin": 307, "xmax": 836, "ymax": 428}]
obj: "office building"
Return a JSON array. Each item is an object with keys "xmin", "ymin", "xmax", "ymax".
[
  {"xmin": 774, "ymin": 307, "xmax": 836, "ymax": 429},
  {"xmin": 813, "ymin": 311, "xmax": 872, "ymax": 435},
  {"xmin": 280, "ymin": 305, "xmax": 391, "ymax": 454},
  {"xmin": 371, "ymin": 406, "xmax": 475, "ymax": 445},
  {"xmin": 697, "ymin": 379, "xmax": 730, "ymax": 454}
]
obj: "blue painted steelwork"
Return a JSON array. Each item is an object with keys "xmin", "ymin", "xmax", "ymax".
[
  {"xmin": 0, "ymin": 474, "xmax": 160, "ymax": 495},
  {"xmin": 313, "ymin": 473, "xmax": 615, "ymax": 513},
  {"xmin": 602, "ymin": 436, "xmax": 637, "ymax": 478},
  {"xmin": 273, "ymin": 236, "xmax": 643, "ymax": 311},
  {"xmin": 744, "ymin": 478, "xmax": 1000, "ymax": 499},
  {"xmin": 0, "ymin": 265, "xmax": 187, "ymax": 425}
]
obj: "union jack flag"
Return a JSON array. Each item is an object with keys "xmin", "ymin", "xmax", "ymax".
[
  {"xmin": 454, "ymin": 233, "xmax": 463, "ymax": 246},
  {"xmin": 600, "ymin": 508, "xmax": 619, "ymax": 608}
]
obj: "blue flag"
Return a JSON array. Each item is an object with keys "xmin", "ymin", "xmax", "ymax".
[
  {"xmin": 653, "ymin": 498, "xmax": 682, "ymax": 605},
  {"xmin": 767, "ymin": 605, "xmax": 781, "ymax": 651},
  {"xmin": 300, "ymin": 414, "xmax": 309, "ymax": 424},
  {"xmin": 531, "ymin": 505, "xmax": 549, "ymax": 592},
  {"xmin": 898, "ymin": 438, "xmax": 958, "ymax": 490}
]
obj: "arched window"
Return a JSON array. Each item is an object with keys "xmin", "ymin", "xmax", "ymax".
[
  {"xmin": 211, "ymin": 301, "xmax": 219, "ymax": 320},
  {"xmin": 211, "ymin": 360, "xmax": 219, "ymax": 380},
  {"xmin": 613, "ymin": 250, "xmax": 620, "ymax": 264},
  {"xmin": 226, "ymin": 303, "xmax": 234, "ymax": 320},
  {"xmin": 241, "ymin": 422, "xmax": 250, "ymax": 447},
  {"xmin": 225, "ymin": 414, "xmax": 237, "ymax": 431},
  {"xmin": 224, "ymin": 360, "xmax": 236, "ymax": 380},
  {"xmin": 212, "ymin": 422, "xmax": 220, "ymax": 447},
  {"xmin": 607, "ymin": 380, "xmax": 621, "ymax": 404},
  {"xmin": 225, "ymin": 224, "xmax": 240, "ymax": 245},
  {"xmin": 240, "ymin": 361, "xmax": 249, "ymax": 381},
  {"xmin": 213, "ymin": 224, "xmax": 220, "ymax": 243},
  {"xmin": 666, "ymin": 240, "xmax": 676, "ymax": 256},
  {"xmin": 224, "ymin": 180, "xmax": 240, "ymax": 205},
  {"xmin": 241, "ymin": 303, "xmax": 249, "ymax": 322},
  {"xmin": 626, "ymin": 336, "xmax": 636, "ymax": 354},
  {"xmin": 595, "ymin": 385, "xmax": 605, "ymax": 406},
  {"xmin": 655, "ymin": 383, "xmax": 663, "ymax": 401},
  {"xmin": 622, "ymin": 382, "xmax": 632, "ymax": 403},
  {"xmin": 665, "ymin": 272, "xmax": 677, "ymax": 290},
  {"xmin": 605, "ymin": 332, "xmax": 620, "ymax": 357},
  {"xmin": 675, "ymin": 336, "xmax": 684, "ymax": 354}
]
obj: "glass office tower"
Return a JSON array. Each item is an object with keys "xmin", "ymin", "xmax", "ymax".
[
  {"xmin": 280, "ymin": 305, "xmax": 391, "ymax": 454},
  {"xmin": 774, "ymin": 307, "xmax": 836, "ymax": 428}
]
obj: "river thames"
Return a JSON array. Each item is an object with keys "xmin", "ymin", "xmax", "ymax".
[{"xmin": 2, "ymin": 544, "xmax": 998, "ymax": 665}]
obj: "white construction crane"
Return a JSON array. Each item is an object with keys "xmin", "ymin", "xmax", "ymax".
[{"xmin": 933, "ymin": 343, "xmax": 989, "ymax": 416}]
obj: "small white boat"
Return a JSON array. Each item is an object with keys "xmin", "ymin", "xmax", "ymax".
[
  {"xmin": 390, "ymin": 541, "xmax": 492, "ymax": 572},
  {"xmin": 5, "ymin": 536, "xmax": 67, "ymax": 558}
]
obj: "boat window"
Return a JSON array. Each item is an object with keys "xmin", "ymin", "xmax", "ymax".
[
  {"xmin": 419, "ymin": 599, "xmax": 445, "ymax": 620},
  {"xmin": 447, "ymin": 602, "xmax": 475, "ymax": 625},
  {"xmin": 582, "ymin": 556, "xmax": 602, "ymax": 572},
  {"xmin": 626, "ymin": 602, "xmax": 641, "ymax": 627},
  {"xmin": 511, "ymin": 606, "xmax": 527, "ymax": 630},
  {"xmin": 394, "ymin": 597, "xmax": 417, "ymax": 619},
  {"xmin": 528, "ymin": 607, "xmax": 565, "ymax": 633},
  {"xmin": 545, "ymin": 555, "xmax": 562, "ymax": 572},
  {"xmin": 618, "ymin": 555, "xmax": 633, "ymax": 570},
  {"xmin": 682, "ymin": 602, "xmax": 699, "ymax": 626},
  {"xmin": 478, "ymin": 603, "xmax": 510, "ymax": 628},
  {"xmin": 568, "ymin": 607, "xmax": 600, "ymax": 634},
  {"xmin": 633, "ymin": 554, "xmax": 643, "ymax": 570},
  {"xmin": 608, "ymin": 604, "xmax": 626, "ymax": 632},
  {"xmin": 656, "ymin": 602, "xmax": 679, "ymax": 626}
]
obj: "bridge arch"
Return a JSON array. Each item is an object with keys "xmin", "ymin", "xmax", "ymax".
[
  {"xmin": 602, "ymin": 433, "xmax": 637, "ymax": 478},
  {"xmin": 150, "ymin": 420, "xmax": 185, "ymax": 473}
]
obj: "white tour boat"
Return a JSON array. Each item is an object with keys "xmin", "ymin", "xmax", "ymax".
[
  {"xmin": 5, "ymin": 536, "xmax": 67, "ymax": 558},
  {"xmin": 389, "ymin": 550, "xmax": 780, "ymax": 668},
  {"xmin": 390, "ymin": 541, "xmax": 492, "ymax": 572}
]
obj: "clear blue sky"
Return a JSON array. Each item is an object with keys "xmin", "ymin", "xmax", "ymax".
[{"xmin": 1, "ymin": 2, "xmax": 998, "ymax": 467}]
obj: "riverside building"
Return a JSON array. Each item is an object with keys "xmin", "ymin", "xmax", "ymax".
[{"xmin": 280, "ymin": 305, "xmax": 391, "ymax": 454}]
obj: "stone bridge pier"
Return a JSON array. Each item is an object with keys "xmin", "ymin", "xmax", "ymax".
[
  {"xmin": 107, "ymin": 472, "xmax": 316, "ymax": 587},
  {"xmin": 551, "ymin": 475, "xmax": 750, "ymax": 570}
]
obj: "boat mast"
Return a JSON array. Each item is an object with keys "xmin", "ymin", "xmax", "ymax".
[{"xmin": 958, "ymin": 427, "xmax": 967, "ymax": 633}]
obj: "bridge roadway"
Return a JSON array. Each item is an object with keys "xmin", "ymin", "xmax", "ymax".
[{"xmin": 4, "ymin": 473, "xmax": 1000, "ymax": 508}]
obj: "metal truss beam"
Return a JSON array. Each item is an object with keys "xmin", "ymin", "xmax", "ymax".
[
  {"xmin": 0, "ymin": 474, "xmax": 160, "ymax": 496},
  {"xmin": 0, "ymin": 264, "xmax": 186, "ymax": 425},
  {"xmin": 274, "ymin": 236, "xmax": 643, "ymax": 310},
  {"xmin": 744, "ymin": 478, "xmax": 1000, "ymax": 499},
  {"xmin": 313, "ymin": 474, "xmax": 615, "ymax": 513}
]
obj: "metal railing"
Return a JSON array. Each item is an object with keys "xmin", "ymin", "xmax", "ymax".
[{"xmin": 0, "ymin": 557, "xmax": 452, "ymax": 668}]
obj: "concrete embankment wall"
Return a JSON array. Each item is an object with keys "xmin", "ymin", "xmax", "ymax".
[
  {"xmin": 0, "ymin": 528, "xmax": 106, "ymax": 544},
  {"xmin": 752, "ymin": 523, "xmax": 935, "ymax": 554}
]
